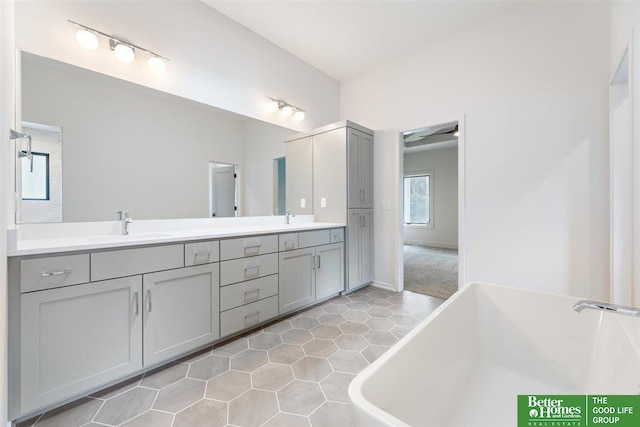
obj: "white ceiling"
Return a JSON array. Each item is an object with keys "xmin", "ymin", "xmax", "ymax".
[{"xmin": 203, "ymin": 1, "xmax": 517, "ymax": 81}]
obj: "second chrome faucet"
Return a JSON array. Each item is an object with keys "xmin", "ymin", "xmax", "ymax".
[{"xmin": 115, "ymin": 210, "xmax": 133, "ymax": 235}]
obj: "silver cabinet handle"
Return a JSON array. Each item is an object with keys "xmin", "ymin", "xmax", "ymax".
[
  {"xmin": 362, "ymin": 215, "xmax": 366, "ymax": 228},
  {"xmin": 41, "ymin": 269, "xmax": 72, "ymax": 277},
  {"xmin": 362, "ymin": 189, "xmax": 365, "ymax": 201},
  {"xmin": 244, "ymin": 266, "xmax": 260, "ymax": 279},
  {"xmin": 360, "ymin": 189, "xmax": 364, "ymax": 201},
  {"xmin": 311, "ymin": 256, "xmax": 316, "ymax": 270},
  {"xmin": 134, "ymin": 291, "xmax": 139, "ymax": 316},
  {"xmin": 244, "ymin": 311, "xmax": 260, "ymax": 326},
  {"xmin": 360, "ymin": 215, "xmax": 364, "ymax": 228},
  {"xmin": 284, "ymin": 240, "xmax": 295, "ymax": 250},
  {"xmin": 147, "ymin": 289, "xmax": 152, "ymax": 313},
  {"xmin": 244, "ymin": 288, "xmax": 260, "ymax": 303},
  {"xmin": 244, "ymin": 244, "xmax": 261, "ymax": 256},
  {"xmin": 193, "ymin": 250, "xmax": 210, "ymax": 264},
  {"xmin": 317, "ymin": 255, "xmax": 321, "ymax": 269}
]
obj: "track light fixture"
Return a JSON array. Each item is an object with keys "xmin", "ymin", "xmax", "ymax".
[
  {"xmin": 266, "ymin": 97, "xmax": 306, "ymax": 121},
  {"xmin": 68, "ymin": 20, "xmax": 170, "ymax": 74}
]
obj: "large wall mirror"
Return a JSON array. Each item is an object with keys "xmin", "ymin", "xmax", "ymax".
[{"xmin": 18, "ymin": 51, "xmax": 295, "ymax": 223}]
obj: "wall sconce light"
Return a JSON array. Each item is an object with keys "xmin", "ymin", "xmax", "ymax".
[
  {"xmin": 266, "ymin": 97, "xmax": 305, "ymax": 121},
  {"xmin": 68, "ymin": 20, "xmax": 170, "ymax": 74}
]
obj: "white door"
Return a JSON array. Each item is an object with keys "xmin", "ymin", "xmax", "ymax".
[
  {"xmin": 143, "ymin": 263, "xmax": 220, "ymax": 366},
  {"xmin": 212, "ymin": 165, "xmax": 236, "ymax": 217},
  {"xmin": 20, "ymin": 276, "xmax": 142, "ymax": 413}
]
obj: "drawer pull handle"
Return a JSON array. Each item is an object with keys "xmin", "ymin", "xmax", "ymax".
[
  {"xmin": 285, "ymin": 241, "xmax": 295, "ymax": 250},
  {"xmin": 244, "ymin": 289, "xmax": 260, "ymax": 302},
  {"xmin": 147, "ymin": 289, "xmax": 152, "ymax": 313},
  {"xmin": 244, "ymin": 266, "xmax": 260, "ymax": 279},
  {"xmin": 193, "ymin": 250, "xmax": 210, "ymax": 264},
  {"xmin": 244, "ymin": 311, "xmax": 261, "ymax": 326},
  {"xmin": 41, "ymin": 269, "xmax": 72, "ymax": 277},
  {"xmin": 134, "ymin": 291, "xmax": 139, "ymax": 316},
  {"xmin": 333, "ymin": 234, "xmax": 342, "ymax": 242},
  {"xmin": 244, "ymin": 245, "xmax": 261, "ymax": 256}
]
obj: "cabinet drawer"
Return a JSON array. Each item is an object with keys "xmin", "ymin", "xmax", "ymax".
[
  {"xmin": 185, "ymin": 240, "xmax": 220, "ymax": 266},
  {"xmin": 299, "ymin": 230, "xmax": 331, "ymax": 248},
  {"xmin": 220, "ymin": 235, "xmax": 278, "ymax": 260},
  {"xmin": 91, "ymin": 245, "xmax": 184, "ymax": 281},
  {"xmin": 220, "ymin": 274, "xmax": 278, "ymax": 311},
  {"xmin": 220, "ymin": 295, "xmax": 279, "ymax": 337},
  {"xmin": 279, "ymin": 233, "xmax": 299, "ymax": 251},
  {"xmin": 21, "ymin": 254, "xmax": 90, "ymax": 293},
  {"xmin": 220, "ymin": 253, "xmax": 278, "ymax": 286},
  {"xmin": 330, "ymin": 228, "xmax": 345, "ymax": 243}
]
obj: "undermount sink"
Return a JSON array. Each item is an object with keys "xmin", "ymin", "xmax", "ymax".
[{"xmin": 87, "ymin": 233, "xmax": 173, "ymax": 243}]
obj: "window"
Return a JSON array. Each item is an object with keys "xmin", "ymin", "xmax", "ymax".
[
  {"xmin": 21, "ymin": 152, "xmax": 50, "ymax": 201},
  {"xmin": 403, "ymin": 173, "xmax": 432, "ymax": 225}
]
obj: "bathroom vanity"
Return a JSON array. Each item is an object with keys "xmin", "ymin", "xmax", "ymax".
[{"xmin": 7, "ymin": 221, "xmax": 345, "ymax": 419}]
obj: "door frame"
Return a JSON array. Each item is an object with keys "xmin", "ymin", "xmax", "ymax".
[{"xmin": 395, "ymin": 115, "xmax": 466, "ymax": 292}]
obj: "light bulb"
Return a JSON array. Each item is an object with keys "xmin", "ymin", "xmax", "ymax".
[
  {"xmin": 295, "ymin": 111, "xmax": 305, "ymax": 121},
  {"xmin": 282, "ymin": 105, "xmax": 293, "ymax": 117},
  {"xmin": 454, "ymin": 131, "xmax": 459, "ymax": 137},
  {"xmin": 114, "ymin": 43, "xmax": 135, "ymax": 63},
  {"xmin": 267, "ymin": 100, "xmax": 279, "ymax": 112},
  {"xmin": 148, "ymin": 56, "xmax": 166, "ymax": 74},
  {"xmin": 75, "ymin": 29, "xmax": 99, "ymax": 50}
]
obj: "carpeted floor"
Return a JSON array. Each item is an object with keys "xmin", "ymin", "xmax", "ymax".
[{"xmin": 403, "ymin": 244, "xmax": 458, "ymax": 299}]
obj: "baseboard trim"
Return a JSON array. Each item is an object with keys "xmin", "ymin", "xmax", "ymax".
[
  {"xmin": 403, "ymin": 240, "xmax": 458, "ymax": 250},
  {"xmin": 371, "ymin": 281, "xmax": 397, "ymax": 292}
]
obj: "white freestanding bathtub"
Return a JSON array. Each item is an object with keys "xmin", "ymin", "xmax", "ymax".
[{"xmin": 349, "ymin": 282, "xmax": 640, "ymax": 427}]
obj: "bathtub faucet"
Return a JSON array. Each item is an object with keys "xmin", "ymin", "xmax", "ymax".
[{"xmin": 573, "ymin": 300, "xmax": 640, "ymax": 318}]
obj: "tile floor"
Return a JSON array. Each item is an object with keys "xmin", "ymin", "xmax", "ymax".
[{"xmin": 17, "ymin": 286, "xmax": 445, "ymax": 427}]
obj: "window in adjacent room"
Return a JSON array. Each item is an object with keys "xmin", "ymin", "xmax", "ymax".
[
  {"xmin": 403, "ymin": 171, "xmax": 433, "ymax": 226},
  {"xmin": 21, "ymin": 152, "xmax": 50, "ymax": 201}
]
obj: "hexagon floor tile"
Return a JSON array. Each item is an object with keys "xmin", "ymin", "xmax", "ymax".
[{"xmin": 22, "ymin": 286, "xmax": 445, "ymax": 427}]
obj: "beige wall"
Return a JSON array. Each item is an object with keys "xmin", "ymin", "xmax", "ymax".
[{"xmin": 403, "ymin": 146, "xmax": 458, "ymax": 249}]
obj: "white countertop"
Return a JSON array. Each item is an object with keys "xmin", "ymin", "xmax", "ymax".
[{"xmin": 8, "ymin": 221, "xmax": 345, "ymax": 257}]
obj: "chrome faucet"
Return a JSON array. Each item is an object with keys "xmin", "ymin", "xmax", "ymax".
[
  {"xmin": 573, "ymin": 300, "xmax": 640, "ymax": 318},
  {"xmin": 285, "ymin": 209, "xmax": 295, "ymax": 225},
  {"xmin": 115, "ymin": 210, "xmax": 133, "ymax": 235}
]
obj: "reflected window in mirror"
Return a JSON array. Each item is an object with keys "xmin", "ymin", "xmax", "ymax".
[
  {"xmin": 17, "ymin": 121, "xmax": 63, "ymax": 223},
  {"xmin": 21, "ymin": 152, "xmax": 50, "ymax": 200}
]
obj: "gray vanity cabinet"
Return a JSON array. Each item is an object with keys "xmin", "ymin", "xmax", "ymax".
[
  {"xmin": 279, "ymin": 247, "xmax": 316, "ymax": 313},
  {"xmin": 20, "ymin": 276, "xmax": 143, "ymax": 413},
  {"xmin": 315, "ymin": 242, "xmax": 345, "ymax": 300},
  {"xmin": 279, "ymin": 229, "xmax": 345, "ymax": 314},
  {"xmin": 142, "ymin": 263, "xmax": 219, "ymax": 366},
  {"xmin": 347, "ymin": 209, "xmax": 373, "ymax": 290}
]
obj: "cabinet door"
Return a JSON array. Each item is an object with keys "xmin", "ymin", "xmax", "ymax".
[
  {"xmin": 143, "ymin": 263, "xmax": 219, "ymax": 366},
  {"xmin": 316, "ymin": 243, "xmax": 345, "ymax": 300},
  {"xmin": 21, "ymin": 277, "xmax": 142, "ymax": 413},
  {"xmin": 279, "ymin": 247, "xmax": 316, "ymax": 314},
  {"xmin": 286, "ymin": 136, "xmax": 314, "ymax": 215},
  {"xmin": 360, "ymin": 210, "xmax": 374, "ymax": 284},
  {"xmin": 347, "ymin": 129, "xmax": 362, "ymax": 208},
  {"xmin": 360, "ymin": 132, "xmax": 374, "ymax": 209},
  {"xmin": 347, "ymin": 210, "xmax": 362, "ymax": 290}
]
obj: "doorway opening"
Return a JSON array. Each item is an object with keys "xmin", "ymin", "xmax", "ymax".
[
  {"xmin": 401, "ymin": 121, "xmax": 460, "ymax": 300},
  {"xmin": 273, "ymin": 157, "xmax": 286, "ymax": 215},
  {"xmin": 209, "ymin": 161, "xmax": 238, "ymax": 217}
]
